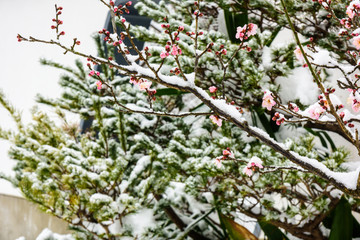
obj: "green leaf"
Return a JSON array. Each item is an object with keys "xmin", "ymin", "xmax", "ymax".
[
  {"xmin": 319, "ymin": 131, "xmax": 337, "ymax": 151},
  {"xmin": 305, "ymin": 128, "xmax": 337, "ymax": 152},
  {"xmin": 329, "ymin": 197, "xmax": 353, "ymax": 240},
  {"xmin": 155, "ymin": 88, "xmax": 188, "ymax": 96},
  {"xmin": 189, "ymin": 103, "xmax": 205, "ymax": 112},
  {"xmin": 353, "ymin": 216, "xmax": 360, "ymax": 238},
  {"xmin": 252, "ymin": 106, "xmax": 279, "ymax": 140},
  {"xmin": 323, "ymin": 197, "xmax": 360, "ymax": 238},
  {"xmin": 305, "ymin": 128, "xmax": 328, "ymax": 149},
  {"xmin": 259, "ymin": 221, "xmax": 289, "ymax": 240},
  {"xmin": 220, "ymin": 214, "xmax": 258, "ymax": 240},
  {"xmin": 256, "ymin": 111, "xmax": 278, "ymax": 140},
  {"xmin": 175, "ymin": 208, "xmax": 215, "ymax": 240}
]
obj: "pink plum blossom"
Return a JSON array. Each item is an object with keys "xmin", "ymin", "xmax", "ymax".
[
  {"xmin": 223, "ymin": 149, "xmax": 234, "ymax": 158},
  {"xmin": 235, "ymin": 23, "xmax": 258, "ymax": 40},
  {"xmin": 138, "ymin": 81, "xmax": 152, "ymax": 91},
  {"xmin": 96, "ymin": 81, "xmax": 102, "ymax": 90},
  {"xmin": 89, "ymin": 70, "xmax": 95, "ymax": 76},
  {"xmin": 113, "ymin": 40, "xmax": 122, "ymax": 46},
  {"xmin": 276, "ymin": 118, "xmax": 285, "ymax": 126},
  {"xmin": 129, "ymin": 77, "xmax": 138, "ymax": 85},
  {"xmin": 346, "ymin": 90, "xmax": 360, "ymax": 112},
  {"xmin": 272, "ymin": 112, "xmax": 285, "ymax": 125},
  {"xmin": 262, "ymin": 91, "xmax": 276, "ymax": 111},
  {"xmin": 289, "ymin": 103, "xmax": 299, "ymax": 112},
  {"xmin": 243, "ymin": 167, "xmax": 253, "ymax": 177},
  {"xmin": 346, "ymin": 2, "xmax": 360, "ymax": 19},
  {"xmin": 352, "ymin": 100, "xmax": 360, "ymax": 112},
  {"xmin": 346, "ymin": 7, "xmax": 355, "ymax": 18},
  {"xmin": 294, "ymin": 46, "xmax": 303, "ymax": 61},
  {"xmin": 235, "ymin": 27, "xmax": 245, "ymax": 40},
  {"xmin": 353, "ymin": 36, "xmax": 360, "ymax": 50},
  {"xmin": 247, "ymin": 23, "xmax": 258, "ymax": 36},
  {"xmin": 214, "ymin": 157, "xmax": 222, "ymax": 168},
  {"xmin": 171, "ymin": 45, "xmax": 182, "ymax": 56},
  {"xmin": 243, "ymin": 156, "xmax": 264, "ymax": 177},
  {"xmin": 209, "ymin": 86, "xmax": 217, "ymax": 93},
  {"xmin": 347, "ymin": 90, "xmax": 355, "ymax": 105},
  {"xmin": 249, "ymin": 156, "xmax": 264, "ymax": 168},
  {"xmin": 210, "ymin": 115, "xmax": 222, "ymax": 127},
  {"xmin": 160, "ymin": 51, "xmax": 169, "ymax": 59},
  {"xmin": 308, "ymin": 105, "xmax": 326, "ymax": 119}
]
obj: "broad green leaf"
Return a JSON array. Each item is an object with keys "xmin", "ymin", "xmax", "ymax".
[
  {"xmin": 329, "ymin": 197, "xmax": 353, "ymax": 240},
  {"xmin": 353, "ymin": 215, "xmax": 360, "ymax": 238},
  {"xmin": 155, "ymin": 88, "xmax": 188, "ymax": 96},
  {"xmin": 305, "ymin": 128, "xmax": 328, "ymax": 149},
  {"xmin": 323, "ymin": 197, "xmax": 360, "ymax": 238},
  {"xmin": 259, "ymin": 221, "xmax": 289, "ymax": 240},
  {"xmin": 256, "ymin": 110, "xmax": 278, "ymax": 140},
  {"xmin": 220, "ymin": 214, "xmax": 258, "ymax": 240},
  {"xmin": 319, "ymin": 131, "xmax": 337, "ymax": 151}
]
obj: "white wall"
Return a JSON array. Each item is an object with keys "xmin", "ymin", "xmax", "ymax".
[{"xmin": 0, "ymin": 193, "xmax": 71, "ymax": 240}]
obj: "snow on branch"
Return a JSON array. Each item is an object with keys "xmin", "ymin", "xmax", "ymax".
[{"xmin": 16, "ymin": 0, "xmax": 360, "ymax": 198}]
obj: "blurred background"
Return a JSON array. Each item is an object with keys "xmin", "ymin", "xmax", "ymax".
[
  {"xmin": 0, "ymin": 0, "xmax": 108, "ymax": 195},
  {"xmin": 0, "ymin": 1, "xmax": 107, "ymax": 238}
]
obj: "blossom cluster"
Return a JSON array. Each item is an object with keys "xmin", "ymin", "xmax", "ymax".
[
  {"xmin": 50, "ymin": 6, "xmax": 65, "ymax": 38},
  {"xmin": 243, "ymin": 156, "xmax": 264, "ymax": 177},
  {"xmin": 335, "ymin": 0, "xmax": 360, "ymax": 50},
  {"xmin": 129, "ymin": 76, "xmax": 156, "ymax": 100},
  {"xmin": 98, "ymin": 28, "xmax": 125, "ymax": 47},
  {"xmin": 348, "ymin": 88, "xmax": 360, "ymax": 112},
  {"xmin": 214, "ymin": 148, "xmax": 234, "ymax": 168},
  {"xmin": 160, "ymin": 44, "xmax": 182, "ymax": 59},
  {"xmin": 110, "ymin": 1, "xmax": 132, "ymax": 16},
  {"xmin": 272, "ymin": 112, "xmax": 285, "ymax": 126},
  {"xmin": 346, "ymin": 0, "xmax": 360, "ymax": 19},
  {"xmin": 235, "ymin": 23, "xmax": 258, "ymax": 41}
]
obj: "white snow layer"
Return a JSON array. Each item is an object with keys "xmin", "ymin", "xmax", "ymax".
[{"xmin": 35, "ymin": 228, "xmax": 74, "ymax": 240}]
